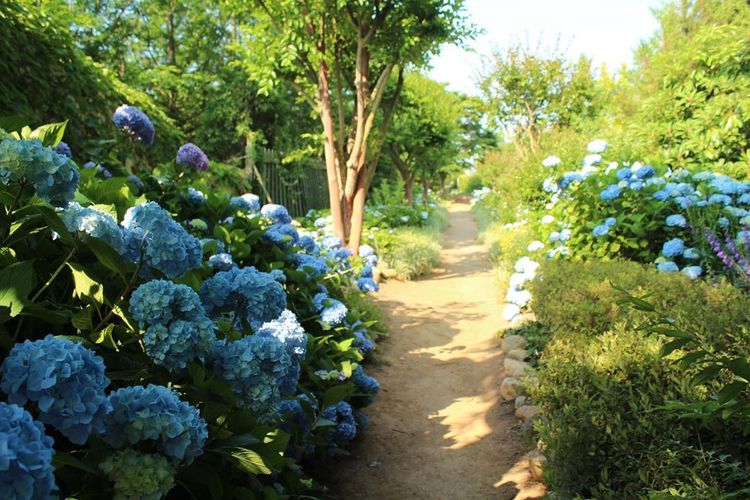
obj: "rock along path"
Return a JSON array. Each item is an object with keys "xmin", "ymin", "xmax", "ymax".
[{"xmin": 328, "ymin": 202, "xmax": 546, "ymax": 499}]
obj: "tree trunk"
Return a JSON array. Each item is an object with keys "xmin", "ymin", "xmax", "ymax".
[
  {"xmin": 317, "ymin": 60, "xmax": 346, "ymax": 241},
  {"xmin": 348, "ymin": 173, "xmax": 368, "ymax": 254},
  {"xmin": 422, "ymin": 175, "xmax": 429, "ymax": 204}
]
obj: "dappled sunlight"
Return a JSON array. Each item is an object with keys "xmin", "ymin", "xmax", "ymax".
[{"xmin": 431, "ymin": 390, "xmax": 499, "ymax": 450}]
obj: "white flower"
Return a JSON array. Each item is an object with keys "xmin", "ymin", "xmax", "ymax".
[
  {"xmin": 587, "ymin": 139, "xmax": 608, "ymax": 154},
  {"xmin": 527, "ymin": 240, "xmax": 544, "ymax": 252},
  {"xmin": 502, "ymin": 303, "xmax": 521, "ymax": 322},
  {"xmin": 541, "ymin": 215, "xmax": 555, "ymax": 224},
  {"xmin": 420, "ymin": 211, "xmax": 428, "ymax": 220},
  {"xmin": 542, "ymin": 155, "xmax": 561, "ymax": 168}
]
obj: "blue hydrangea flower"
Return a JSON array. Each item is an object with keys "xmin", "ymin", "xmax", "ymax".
[
  {"xmin": 54, "ymin": 141, "xmax": 72, "ymax": 158},
  {"xmin": 322, "ymin": 401, "xmax": 357, "ymax": 446},
  {"xmin": 176, "ymin": 143, "xmax": 209, "ymax": 171},
  {"xmin": 0, "ymin": 402, "xmax": 56, "ymax": 499},
  {"xmin": 662, "ymin": 238, "xmax": 685, "ymax": 258},
  {"xmin": 605, "ymin": 217, "xmax": 617, "ymax": 227},
  {"xmin": 357, "ymin": 277, "xmax": 379, "ymax": 293},
  {"xmin": 127, "ymin": 174, "xmax": 144, "ymax": 190},
  {"xmin": 292, "ymin": 253, "xmax": 329, "ymax": 277},
  {"xmin": 559, "ymin": 228, "xmax": 572, "ymax": 242},
  {"xmin": 60, "ymin": 202, "xmax": 127, "ymax": 254},
  {"xmin": 351, "ymin": 322, "xmax": 374, "ymax": 354},
  {"xmin": 542, "ymin": 155, "xmax": 561, "ymax": 168},
  {"xmin": 600, "ymin": 184, "xmax": 621, "ymax": 201},
  {"xmin": 737, "ymin": 193, "xmax": 750, "ymax": 205},
  {"xmin": 359, "ymin": 244, "xmax": 375, "ymax": 257},
  {"xmin": 208, "ymin": 252, "xmax": 234, "ymax": 271},
  {"xmin": 279, "ymin": 395, "xmax": 317, "ymax": 437},
  {"xmin": 683, "ymin": 248, "xmax": 700, "ymax": 260},
  {"xmin": 0, "ymin": 335, "xmax": 111, "ymax": 445},
  {"xmin": 542, "ymin": 176, "xmax": 559, "ymax": 193},
  {"xmin": 656, "ymin": 261, "xmax": 679, "ymax": 273},
  {"xmin": 665, "ymin": 214, "xmax": 687, "ymax": 228},
  {"xmin": 352, "ymin": 365, "xmax": 380, "ymax": 403},
  {"xmin": 211, "ymin": 336, "xmax": 293, "ymax": 418},
  {"xmin": 717, "ymin": 216, "xmax": 730, "ymax": 228},
  {"xmin": 100, "ymin": 449, "xmax": 175, "ymax": 500},
  {"xmin": 653, "ymin": 190, "xmax": 669, "ymax": 201},
  {"xmin": 633, "ymin": 165, "xmax": 655, "ymax": 179},
  {"xmin": 200, "ymin": 267, "xmax": 287, "ymax": 329},
  {"xmin": 708, "ymin": 194, "xmax": 733, "ymax": 206},
  {"xmin": 144, "ymin": 318, "xmax": 216, "ymax": 373},
  {"xmin": 558, "ymin": 172, "xmax": 584, "ymax": 189},
  {"xmin": 186, "ymin": 187, "xmax": 206, "ymax": 205},
  {"xmin": 725, "ymin": 206, "xmax": 748, "ymax": 218},
  {"xmin": 322, "ymin": 235, "xmax": 344, "ymax": 250},
  {"xmin": 299, "ymin": 235, "xmax": 317, "ymax": 254},
  {"xmin": 269, "ymin": 269, "xmax": 286, "ymax": 283},
  {"xmin": 261, "ymin": 204, "xmax": 292, "ymax": 224},
  {"xmin": 264, "ymin": 223, "xmax": 299, "ymax": 248},
  {"xmin": 0, "ymin": 139, "xmax": 80, "ymax": 206},
  {"xmin": 592, "ymin": 224, "xmax": 610, "ymax": 238},
  {"xmin": 681, "ymin": 266, "xmax": 702, "ymax": 280},
  {"xmin": 256, "ymin": 310, "xmax": 306, "ymax": 395},
  {"xmin": 130, "ymin": 279, "xmax": 206, "ymax": 328},
  {"xmin": 113, "ymin": 104, "xmax": 155, "ymax": 146},
  {"xmin": 615, "ymin": 168, "xmax": 632, "ymax": 181},
  {"xmin": 587, "ymin": 139, "xmax": 607, "ymax": 154},
  {"xmin": 121, "ymin": 202, "xmax": 203, "ymax": 278},
  {"xmin": 103, "ymin": 384, "xmax": 207, "ymax": 465},
  {"xmin": 312, "ymin": 293, "xmax": 347, "ymax": 326},
  {"xmin": 230, "ymin": 193, "xmax": 260, "ymax": 212}
]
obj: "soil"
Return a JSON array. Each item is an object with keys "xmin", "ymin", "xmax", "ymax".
[{"xmin": 325, "ymin": 201, "xmax": 546, "ymax": 499}]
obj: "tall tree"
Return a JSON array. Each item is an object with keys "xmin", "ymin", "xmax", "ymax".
[
  {"xmin": 478, "ymin": 45, "xmax": 599, "ymax": 156},
  {"xmin": 240, "ymin": 0, "xmax": 471, "ymax": 251},
  {"xmin": 384, "ymin": 72, "xmax": 463, "ymax": 204}
]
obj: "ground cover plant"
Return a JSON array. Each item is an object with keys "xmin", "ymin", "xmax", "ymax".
[{"xmin": 0, "ymin": 114, "xmax": 385, "ymax": 498}]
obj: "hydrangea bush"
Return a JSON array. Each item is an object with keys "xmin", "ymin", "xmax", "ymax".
[{"xmin": 0, "ymin": 118, "xmax": 384, "ymax": 498}]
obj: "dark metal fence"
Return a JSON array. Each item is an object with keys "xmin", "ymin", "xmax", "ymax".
[{"xmin": 248, "ymin": 146, "xmax": 329, "ymax": 217}]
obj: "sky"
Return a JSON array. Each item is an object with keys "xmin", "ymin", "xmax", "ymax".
[{"xmin": 428, "ymin": 0, "xmax": 664, "ymax": 95}]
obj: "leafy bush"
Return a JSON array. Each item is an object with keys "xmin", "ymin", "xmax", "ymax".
[
  {"xmin": 374, "ymin": 227, "xmax": 442, "ymax": 280},
  {"xmin": 530, "ymin": 259, "xmax": 750, "ymax": 348},
  {"xmin": 457, "ymin": 172, "xmax": 483, "ymax": 194},
  {"xmin": 531, "ymin": 259, "xmax": 750, "ymax": 497}
]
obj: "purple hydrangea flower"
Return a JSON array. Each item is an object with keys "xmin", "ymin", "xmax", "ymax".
[
  {"xmin": 176, "ymin": 143, "xmax": 209, "ymax": 171},
  {"xmin": 112, "ymin": 105, "xmax": 155, "ymax": 146}
]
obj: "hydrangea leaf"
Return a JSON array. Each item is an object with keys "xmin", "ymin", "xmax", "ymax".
[
  {"xmin": 25, "ymin": 120, "xmax": 68, "ymax": 147},
  {"xmin": 90, "ymin": 324, "xmax": 118, "ymax": 350},
  {"xmin": 225, "ymin": 448, "xmax": 272, "ymax": 475},
  {"xmin": 68, "ymin": 262, "xmax": 104, "ymax": 304},
  {"xmin": 0, "ymin": 260, "xmax": 35, "ymax": 317}
]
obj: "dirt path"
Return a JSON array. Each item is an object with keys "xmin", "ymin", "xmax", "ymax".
[{"xmin": 328, "ymin": 202, "xmax": 545, "ymax": 499}]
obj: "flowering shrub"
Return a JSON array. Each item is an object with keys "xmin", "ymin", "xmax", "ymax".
[{"xmin": 0, "ymin": 118, "xmax": 383, "ymax": 498}]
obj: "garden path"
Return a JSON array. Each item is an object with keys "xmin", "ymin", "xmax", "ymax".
[{"xmin": 328, "ymin": 201, "xmax": 545, "ymax": 499}]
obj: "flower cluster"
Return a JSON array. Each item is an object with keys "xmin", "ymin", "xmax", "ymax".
[
  {"xmin": 200, "ymin": 266, "xmax": 287, "ymax": 329},
  {"xmin": 176, "ymin": 143, "xmax": 209, "ymax": 171},
  {"xmin": 122, "ymin": 202, "xmax": 203, "ymax": 278},
  {"xmin": 312, "ymin": 292, "xmax": 348, "ymax": 326},
  {"xmin": 112, "ymin": 104, "xmax": 155, "ymax": 146},
  {"xmin": 230, "ymin": 193, "xmax": 260, "ymax": 212},
  {"xmin": 100, "ymin": 449, "xmax": 175, "ymax": 500},
  {"xmin": 0, "ymin": 402, "xmax": 56, "ymax": 499},
  {"xmin": 261, "ymin": 204, "xmax": 293, "ymax": 224},
  {"xmin": 0, "ymin": 138, "xmax": 80, "ymax": 206},
  {"xmin": 0, "ymin": 335, "xmax": 111, "ymax": 445},
  {"xmin": 61, "ymin": 203, "xmax": 127, "ymax": 253},
  {"xmin": 54, "ymin": 141, "xmax": 72, "ymax": 158},
  {"xmin": 322, "ymin": 401, "xmax": 357, "ymax": 446},
  {"xmin": 352, "ymin": 365, "xmax": 380, "ymax": 403},
  {"xmin": 211, "ymin": 335, "xmax": 294, "ymax": 418},
  {"xmin": 187, "ymin": 187, "xmax": 206, "ymax": 205},
  {"xmin": 103, "ymin": 384, "xmax": 207, "ymax": 465},
  {"xmin": 208, "ymin": 252, "xmax": 234, "ymax": 271},
  {"xmin": 503, "ymin": 256, "xmax": 540, "ymax": 322},
  {"xmin": 256, "ymin": 310, "xmax": 308, "ymax": 394},
  {"xmin": 130, "ymin": 280, "xmax": 215, "ymax": 372},
  {"xmin": 592, "ymin": 217, "xmax": 617, "ymax": 238}
]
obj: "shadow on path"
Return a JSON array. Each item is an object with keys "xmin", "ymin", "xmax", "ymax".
[{"xmin": 324, "ymin": 202, "xmax": 546, "ymax": 499}]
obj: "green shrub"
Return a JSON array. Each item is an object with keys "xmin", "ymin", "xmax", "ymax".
[
  {"xmin": 531, "ymin": 259, "xmax": 750, "ymax": 497},
  {"xmin": 457, "ymin": 172, "xmax": 483, "ymax": 194},
  {"xmin": 533, "ymin": 328, "xmax": 708, "ymax": 498},
  {"xmin": 529, "ymin": 259, "xmax": 750, "ymax": 350},
  {"xmin": 374, "ymin": 227, "xmax": 441, "ymax": 280}
]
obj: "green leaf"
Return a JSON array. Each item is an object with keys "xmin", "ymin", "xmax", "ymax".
[
  {"xmin": 692, "ymin": 364, "xmax": 722, "ymax": 386},
  {"xmin": 322, "ymin": 383, "xmax": 354, "ymax": 407},
  {"xmin": 52, "ymin": 451, "xmax": 99, "ymax": 475},
  {"xmin": 226, "ymin": 448, "xmax": 272, "ymax": 475},
  {"xmin": 90, "ymin": 324, "xmax": 118, "ymax": 350},
  {"xmin": 0, "ymin": 260, "xmax": 35, "ymax": 317},
  {"xmin": 717, "ymin": 381, "xmax": 746, "ymax": 404},
  {"xmin": 85, "ymin": 236, "xmax": 131, "ymax": 279},
  {"xmin": 725, "ymin": 358, "xmax": 750, "ymax": 382},
  {"xmin": 660, "ymin": 338, "xmax": 690, "ymax": 357},
  {"xmin": 28, "ymin": 121, "xmax": 68, "ymax": 147},
  {"xmin": 68, "ymin": 263, "xmax": 104, "ymax": 304}
]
